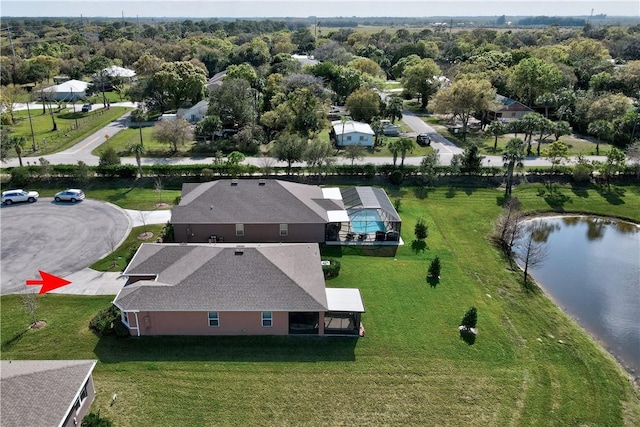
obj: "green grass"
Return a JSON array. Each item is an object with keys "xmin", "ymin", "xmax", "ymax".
[
  {"xmin": 419, "ymin": 117, "xmax": 614, "ymax": 156},
  {"xmin": 93, "ymin": 126, "xmax": 201, "ymax": 157},
  {"xmin": 7, "ymin": 106, "xmax": 132, "ymax": 156},
  {"xmin": 90, "ymin": 224, "xmax": 165, "ymax": 271},
  {"xmin": 2, "ymin": 183, "xmax": 639, "ymax": 426}
]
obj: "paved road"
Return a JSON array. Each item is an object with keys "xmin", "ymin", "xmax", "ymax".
[
  {"xmin": 0, "ymin": 199, "xmax": 131, "ymax": 295},
  {"xmin": 1, "ymin": 101, "xmax": 609, "ymax": 168}
]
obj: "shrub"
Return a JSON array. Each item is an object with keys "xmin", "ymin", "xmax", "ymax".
[
  {"xmin": 428, "ymin": 256, "xmax": 441, "ymax": 278},
  {"xmin": 125, "ymin": 245, "xmax": 140, "ymax": 265},
  {"xmin": 393, "ymin": 197, "xmax": 402, "ymax": 212},
  {"xmin": 390, "ymin": 169, "xmax": 403, "ymax": 185},
  {"xmin": 98, "ymin": 147, "xmax": 121, "ymax": 166},
  {"xmin": 160, "ymin": 223, "xmax": 175, "ymax": 243},
  {"xmin": 460, "ymin": 307, "xmax": 478, "ymax": 329},
  {"xmin": 9, "ymin": 167, "xmax": 30, "ymax": 187},
  {"xmin": 414, "ymin": 217, "xmax": 428, "ymax": 240},
  {"xmin": 573, "ymin": 164, "xmax": 593, "ymax": 183},
  {"xmin": 113, "ymin": 319, "xmax": 131, "ymax": 338},
  {"xmin": 322, "ymin": 259, "xmax": 341, "ymax": 278},
  {"xmin": 89, "ymin": 305, "xmax": 123, "ymax": 336},
  {"xmin": 82, "ymin": 412, "xmax": 114, "ymax": 427}
]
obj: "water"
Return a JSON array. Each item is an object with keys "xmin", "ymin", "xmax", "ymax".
[
  {"xmin": 515, "ymin": 216, "xmax": 640, "ymax": 376},
  {"xmin": 349, "ymin": 209, "xmax": 386, "ymax": 234}
]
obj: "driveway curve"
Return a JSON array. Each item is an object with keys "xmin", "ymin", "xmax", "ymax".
[{"xmin": 0, "ymin": 199, "xmax": 130, "ymax": 295}]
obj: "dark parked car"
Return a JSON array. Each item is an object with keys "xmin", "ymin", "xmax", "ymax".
[
  {"xmin": 416, "ymin": 133, "xmax": 431, "ymax": 146},
  {"xmin": 81, "ymin": 104, "xmax": 92, "ymax": 112}
]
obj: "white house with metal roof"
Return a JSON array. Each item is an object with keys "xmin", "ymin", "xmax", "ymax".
[{"xmin": 331, "ymin": 120, "xmax": 375, "ymax": 147}]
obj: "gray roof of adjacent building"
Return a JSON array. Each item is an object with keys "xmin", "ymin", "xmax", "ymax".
[
  {"xmin": 114, "ymin": 243, "xmax": 328, "ymax": 312},
  {"xmin": 171, "ymin": 179, "xmax": 344, "ymax": 224},
  {"xmin": 0, "ymin": 360, "xmax": 97, "ymax": 427}
]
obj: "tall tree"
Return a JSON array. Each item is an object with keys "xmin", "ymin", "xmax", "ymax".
[
  {"xmin": 386, "ymin": 96, "xmax": 404, "ymax": 123},
  {"xmin": 271, "ymin": 133, "xmax": 307, "ymax": 174},
  {"xmin": 387, "ymin": 139, "xmax": 400, "ymax": 167},
  {"xmin": 598, "ymin": 148, "xmax": 626, "ymax": 189},
  {"xmin": 487, "ymin": 120, "xmax": 508, "ymax": 150},
  {"xmin": 587, "ymin": 120, "xmax": 612, "ymax": 155},
  {"xmin": 129, "ymin": 142, "xmax": 145, "ymax": 179},
  {"xmin": 6, "ymin": 134, "xmax": 26, "ymax": 167},
  {"xmin": 508, "ymin": 57, "xmax": 563, "ymax": 107},
  {"xmin": 341, "ymin": 143, "xmax": 365, "ymax": 165},
  {"xmin": 502, "ymin": 138, "xmax": 525, "ymax": 197},
  {"xmin": 151, "ymin": 61, "xmax": 207, "ymax": 110},
  {"xmin": 345, "ymin": 88, "xmax": 381, "ymax": 123},
  {"xmin": 154, "ymin": 118, "xmax": 194, "ymax": 152},
  {"xmin": 461, "ymin": 145, "xmax": 485, "ymax": 175},
  {"xmin": 208, "ymin": 78, "xmax": 255, "ymax": 128},
  {"xmin": 397, "ymin": 137, "xmax": 415, "ymax": 169},
  {"xmin": 431, "ymin": 77, "xmax": 497, "ymax": 141},
  {"xmin": 401, "ymin": 58, "xmax": 442, "ymax": 109}
]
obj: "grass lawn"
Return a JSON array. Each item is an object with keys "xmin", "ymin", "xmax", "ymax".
[
  {"xmin": 93, "ymin": 126, "xmax": 202, "ymax": 158},
  {"xmin": 6, "ymin": 107, "xmax": 131, "ymax": 156},
  {"xmin": 2, "ymin": 182, "xmax": 639, "ymax": 426},
  {"xmin": 420, "ymin": 117, "xmax": 614, "ymax": 157},
  {"xmin": 91, "ymin": 224, "xmax": 165, "ymax": 271}
]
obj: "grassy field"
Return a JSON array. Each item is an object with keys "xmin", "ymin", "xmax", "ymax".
[
  {"xmin": 7, "ymin": 106, "xmax": 131, "ymax": 156},
  {"xmin": 2, "ymin": 182, "xmax": 639, "ymax": 426},
  {"xmin": 92, "ymin": 126, "xmax": 203, "ymax": 158}
]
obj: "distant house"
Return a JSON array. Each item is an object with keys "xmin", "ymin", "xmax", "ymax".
[
  {"xmin": 330, "ymin": 120, "xmax": 375, "ymax": 147},
  {"xmin": 0, "ymin": 360, "xmax": 97, "ymax": 427},
  {"xmin": 101, "ymin": 65, "xmax": 136, "ymax": 80},
  {"xmin": 170, "ymin": 179, "xmax": 349, "ymax": 244},
  {"xmin": 41, "ymin": 79, "xmax": 89, "ymax": 101},
  {"xmin": 177, "ymin": 99, "xmax": 208, "ymax": 123},
  {"xmin": 487, "ymin": 95, "xmax": 533, "ymax": 122},
  {"xmin": 113, "ymin": 243, "xmax": 365, "ymax": 336},
  {"xmin": 206, "ymin": 70, "xmax": 226, "ymax": 93}
]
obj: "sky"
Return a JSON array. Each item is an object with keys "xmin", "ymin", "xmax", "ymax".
[{"xmin": 1, "ymin": 0, "xmax": 639, "ymax": 18}]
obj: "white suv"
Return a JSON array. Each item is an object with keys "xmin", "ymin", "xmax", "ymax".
[{"xmin": 1, "ymin": 189, "xmax": 39, "ymax": 205}]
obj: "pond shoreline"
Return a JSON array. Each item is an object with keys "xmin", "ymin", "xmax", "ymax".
[{"xmin": 517, "ymin": 215, "xmax": 640, "ymax": 388}]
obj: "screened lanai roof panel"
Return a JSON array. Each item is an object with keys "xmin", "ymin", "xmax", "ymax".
[{"xmin": 340, "ymin": 187, "xmax": 401, "ymax": 222}]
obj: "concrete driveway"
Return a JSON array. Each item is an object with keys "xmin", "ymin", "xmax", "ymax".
[{"xmin": 0, "ymin": 198, "xmax": 131, "ymax": 295}]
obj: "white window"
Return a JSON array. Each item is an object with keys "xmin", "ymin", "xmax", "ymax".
[
  {"xmin": 208, "ymin": 312, "xmax": 219, "ymax": 327},
  {"xmin": 122, "ymin": 312, "xmax": 129, "ymax": 326},
  {"xmin": 346, "ymin": 136, "xmax": 352, "ymax": 141},
  {"xmin": 261, "ymin": 312, "xmax": 272, "ymax": 327},
  {"xmin": 359, "ymin": 135, "xmax": 365, "ymax": 141},
  {"xmin": 279, "ymin": 224, "xmax": 288, "ymax": 236},
  {"xmin": 236, "ymin": 223, "xmax": 244, "ymax": 236}
]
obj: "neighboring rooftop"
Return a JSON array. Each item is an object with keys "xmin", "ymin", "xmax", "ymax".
[
  {"xmin": 42, "ymin": 79, "xmax": 90, "ymax": 93},
  {"xmin": 101, "ymin": 65, "xmax": 136, "ymax": 78},
  {"xmin": 0, "ymin": 360, "xmax": 97, "ymax": 427},
  {"xmin": 331, "ymin": 120, "xmax": 375, "ymax": 136},
  {"xmin": 171, "ymin": 179, "xmax": 345, "ymax": 224},
  {"xmin": 115, "ymin": 243, "xmax": 328, "ymax": 312}
]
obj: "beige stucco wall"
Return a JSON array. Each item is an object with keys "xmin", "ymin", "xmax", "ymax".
[
  {"xmin": 130, "ymin": 311, "xmax": 290, "ymax": 336},
  {"xmin": 174, "ymin": 223, "xmax": 326, "ymax": 243}
]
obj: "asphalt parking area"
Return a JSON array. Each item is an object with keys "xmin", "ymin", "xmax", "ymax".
[{"xmin": 0, "ymin": 198, "xmax": 130, "ymax": 295}]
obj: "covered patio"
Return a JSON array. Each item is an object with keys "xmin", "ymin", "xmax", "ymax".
[{"xmin": 323, "ymin": 288, "xmax": 365, "ymax": 336}]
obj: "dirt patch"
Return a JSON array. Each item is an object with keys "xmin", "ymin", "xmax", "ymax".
[
  {"xmin": 137, "ymin": 232, "xmax": 154, "ymax": 240},
  {"xmin": 154, "ymin": 203, "xmax": 170, "ymax": 209},
  {"xmin": 29, "ymin": 320, "xmax": 47, "ymax": 330}
]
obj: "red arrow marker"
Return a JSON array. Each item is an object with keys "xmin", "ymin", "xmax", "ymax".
[{"xmin": 26, "ymin": 271, "xmax": 72, "ymax": 294}]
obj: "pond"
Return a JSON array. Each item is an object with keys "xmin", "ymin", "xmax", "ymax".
[{"xmin": 514, "ymin": 216, "xmax": 640, "ymax": 377}]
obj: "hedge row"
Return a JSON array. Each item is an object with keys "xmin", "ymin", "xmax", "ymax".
[{"xmin": 5, "ymin": 163, "xmax": 639, "ymax": 181}]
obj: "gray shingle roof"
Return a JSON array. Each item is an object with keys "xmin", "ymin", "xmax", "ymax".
[
  {"xmin": 115, "ymin": 243, "xmax": 328, "ymax": 312},
  {"xmin": 171, "ymin": 179, "xmax": 343, "ymax": 224},
  {"xmin": 0, "ymin": 360, "xmax": 96, "ymax": 427}
]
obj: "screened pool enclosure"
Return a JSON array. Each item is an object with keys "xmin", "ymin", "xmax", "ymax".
[{"xmin": 338, "ymin": 187, "xmax": 401, "ymax": 242}]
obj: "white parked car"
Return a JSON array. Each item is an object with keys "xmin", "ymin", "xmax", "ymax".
[
  {"xmin": 54, "ymin": 189, "xmax": 85, "ymax": 203},
  {"xmin": 1, "ymin": 189, "xmax": 39, "ymax": 205}
]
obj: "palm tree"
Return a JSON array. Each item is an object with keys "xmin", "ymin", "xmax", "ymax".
[
  {"xmin": 387, "ymin": 139, "xmax": 400, "ymax": 167},
  {"xmin": 8, "ymin": 135, "xmax": 26, "ymax": 167},
  {"xmin": 397, "ymin": 138, "xmax": 415, "ymax": 169},
  {"xmin": 487, "ymin": 120, "xmax": 507, "ymax": 150},
  {"xmin": 587, "ymin": 120, "xmax": 612, "ymax": 155},
  {"xmin": 130, "ymin": 143, "xmax": 145, "ymax": 179},
  {"xmin": 503, "ymin": 138, "xmax": 525, "ymax": 197}
]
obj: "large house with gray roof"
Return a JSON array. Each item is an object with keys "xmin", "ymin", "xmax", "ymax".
[
  {"xmin": 0, "ymin": 360, "xmax": 97, "ymax": 427},
  {"xmin": 171, "ymin": 179, "xmax": 350, "ymax": 244},
  {"xmin": 113, "ymin": 243, "xmax": 365, "ymax": 337}
]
